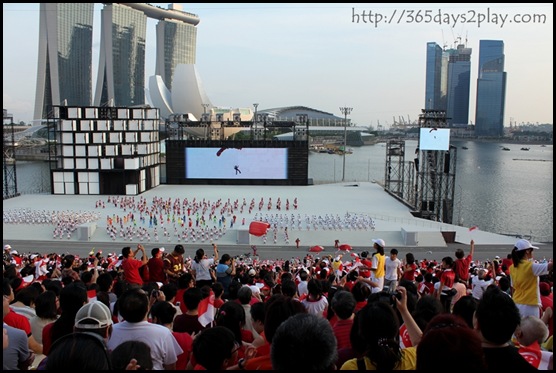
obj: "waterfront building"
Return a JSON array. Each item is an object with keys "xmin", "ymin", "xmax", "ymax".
[
  {"xmin": 34, "ymin": 3, "xmax": 95, "ymax": 121},
  {"xmin": 94, "ymin": 3, "xmax": 148, "ymax": 108},
  {"xmin": 445, "ymin": 44, "xmax": 472, "ymax": 127},
  {"xmin": 475, "ymin": 40, "xmax": 507, "ymax": 137},
  {"xmin": 424, "ymin": 42, "xmax": 471, "ymax": 127},
  {"xmin": 424, "ymin": 42, "xmax": 443, "ymax": 111}
]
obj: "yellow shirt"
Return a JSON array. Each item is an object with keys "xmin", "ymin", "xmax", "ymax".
[
  {"xmin": 340, "ymin": 347, "xmax": 417, "ymax": 370},
  {"xmin": 509, "ymin": 260, "xmax": 541, "ymax": 306}
]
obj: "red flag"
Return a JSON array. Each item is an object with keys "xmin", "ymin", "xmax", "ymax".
[
  {"xmin": 87, "ymin": 289, "xmax": 97, "ymax": 302},
  {"xmin": 198, "ymin": 290, "xmax": 215, "ymax": 327},
  {"xmin": 249, "ymin": 221, "xmax": 270, "ymax": 237},
  {"xmin": 468, "ymin": 225, "xmax": 478, "ymax": 232}
]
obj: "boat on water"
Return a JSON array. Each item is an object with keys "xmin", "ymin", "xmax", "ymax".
[
  {"xmin": 520, "ymin": 147, "xmax": 530, "ymax": 151},
  {"xmin": 502, "ymin": 147, "xmax": 510, "ymax": 151},
  {"xmin": 462, "ymin": 146, "xmax": 468, "ymax": 150}
]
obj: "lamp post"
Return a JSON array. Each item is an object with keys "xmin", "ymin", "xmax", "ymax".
[
  {"xmin": 339, "ymin": 107, "xmax": 353, "ymax": 182},
  {"xmin": 201, "ymin": 104, "xmax": 210, "ymax": 139},
  {"xmin": 253, "ymin": 103, "xmax": 259, "ymax": 140}
]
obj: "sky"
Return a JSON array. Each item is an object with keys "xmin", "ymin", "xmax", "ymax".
[{"xmin": 3, "ymin": 3, "xmax": 553, "ymax": 127}]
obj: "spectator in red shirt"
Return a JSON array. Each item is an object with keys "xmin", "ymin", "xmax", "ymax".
[
  {"xmin": 147, "ymin": 247, "xmax": 167, "ymax": 284},
  {"xmin": 453, "ymin": 240, "xmax": 475, "ymax": 288},
  {"xmin": 121, "ymin": 244, "xmax": 147, "ymax": 287}
]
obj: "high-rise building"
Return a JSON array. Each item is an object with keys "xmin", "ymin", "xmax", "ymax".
[
  {"xmin": 34, "ymin": 3, "xmax": 94, "ymax": 121},
  {"xmin": 475, "ymin": 40, "xmax": 506, "ymax": 137},
  {"xmin": 94, "ymin": 3, "xmax": 200, "ymax": 108},
  {"xmin": 445, "ymin": 44, "xmax": 472, "ymax": 126},
  {"xmin": 152, "ymin": 4, "xmax": 199, "ymax": 92},
  {"xmin": 424, "ymin": 41, "xmax": 472, "ymax": 127},
  {"xmin": 425, "ymin": 42, "xmax": 443, "ymax": 110},
  {"xmin": 94, "ymin": 3, "xmax": 148, "ymax": 107},
  {"xmin": 33, "ymin": 3, "xmax": 199, "ymax": 121}
]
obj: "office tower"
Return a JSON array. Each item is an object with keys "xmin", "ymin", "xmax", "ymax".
[
  {"xmin": 445, "ymin": 44, "xmax": 472, "ymax": 126},
  {"xmin": 94, "ymin": 3, "xmax": 148, "ymax": 107},
  {"xmin": 34, "ymin": 3, "xmax": 94, "ymax": 121},
  {"xmin": 425, "ymin": 42, "xmax": 443, "ymax": 110},
  {"xmin": 475, "ymin": 40, "xmax": 507, "ymax": 137},
  {"xmin": 153, "ymin": 3, "xmax": 199, "ymax": 92},
  {"xmin": 94, "ymin": 3, "xmax": 200, "ymax": 108}
]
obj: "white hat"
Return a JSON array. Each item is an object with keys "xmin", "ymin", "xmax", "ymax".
[
  {"xmin": 372, "ymin": 238, "xmax": 386, "ymax": 248},
  {"xmin": 248, "ymin": 268, "xmax": 257, "ymax": 277},
  {"xmin": 159, "ymin": 247, "xmax": 165, "ymax": 252},
  {"xmin": 494, "ymin": 255, "xmax": 501, "ymax": 260},
  {"xmin": 4, "ymin": 244, "xmax": 11, "ymax": 250},
  {"xmin": 10, "ymin": 250, "xmax": 18, "ymax": 255},
  {"xmin": 30, "ymin": 254, "xmax": 38, "ymax": 260},
  {"xmin": 515, "ymin": 239, "xmax": 538, "ymax": 251},
  {"xmin": 75, "ymin": 301, "xmax": 113, "ymax": 329}
]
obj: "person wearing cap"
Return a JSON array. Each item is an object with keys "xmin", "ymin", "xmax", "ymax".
[
  {"xmin": 369, "ymin": 239, "xmax": 386, "ymax": 293},
  {"xmin": 108, "ymin": 288, "xmax": 182, "ymax": 370},
  {"xmin": 148, "ymin": 247, "xmax": 167, "ymax": 284},
  {"xmin": 509, "ymin": 239, "xmax": 553, "ymax": 318},
  {"xmin": 37, "ymin": 301, "xmax": 116, "ymax": 370},
  {"xmin": 3, "ymin": 244, "xmax": 13, "ymax": 267}
]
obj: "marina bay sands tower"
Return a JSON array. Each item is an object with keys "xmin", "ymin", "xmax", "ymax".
[{"xmin": 34, "ymin": 3, "xmax": 200, "ymax": 121}]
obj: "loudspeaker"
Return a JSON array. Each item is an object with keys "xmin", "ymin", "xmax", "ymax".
[{"xmin": 443, "ymin": 153, "xmax": 450, "ymax": 173}]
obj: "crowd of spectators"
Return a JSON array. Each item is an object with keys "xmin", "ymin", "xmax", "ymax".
[{"xmin": 3, "ymin": 238, "xmax": 553, "ymax": 370}]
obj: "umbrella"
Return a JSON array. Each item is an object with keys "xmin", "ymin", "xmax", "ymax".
[
  {"xmin": 309, "ymin": 245, "xmax": 324, "ymax": 253},
  {"xmin": 339, "ymin": 244, "xmax": 352, "ymax": 251}
]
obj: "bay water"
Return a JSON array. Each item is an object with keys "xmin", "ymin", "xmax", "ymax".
[{"xmin": 9, "ymin": 140, "xmax": 553, "ymax": 242}]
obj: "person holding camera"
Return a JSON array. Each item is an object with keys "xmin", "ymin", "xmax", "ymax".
[
  {"xmin": 215, "ymin": 253, "xmax": 236, "ymax": 299},
  {"xmin": 121, "ymin": 244, "xmax": 148, "ymax": 287},
  {"xmin": 191, "ymin": 244, "xmax": 219, "ymax": 289},
  {"xmin": 164, "ymin": 245, "xmax": 186, "ymax": 284}
]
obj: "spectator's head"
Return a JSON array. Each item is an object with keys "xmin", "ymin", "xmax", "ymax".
[
  {"xmin": 74, "ymin": 300, "xmax": 113, "ymax": 340},
  {"xmin": 150, "ymin": 300, "xmax": 177, "ymax": 325},
  {"xmin": 417, "ymin": 313, "xmax": 486, "ymax": 371},
  {"xmin": 264, "ymin": 294, "xmax": 307, "ymax": 344},
  {"xmin": 174, "ymin": 244, "xmax": 185, "ymax": 255},
  {"xmin": 331, "ymin": 290, "xmax": 356, "ymax": 320},
  {"xmin": 46, "ymin": 332, "xmax": 112, "ymax": 370},
  {"xmin": 215, "ymin": 301, "xmax": 246, "ymax": 345},
  {"xmin": 452, "ymin": 295, "xmax": 478, "ymax": 329},
  {"xmin": 515, "ymin": 315, "xmax": 549, "ymax": 347},
  {"xmin": 474, "ymin": 286, "xmax": 521, "ymax": 345},
  {"xmin": 455, "ymin": 248, "xmax": 465, "ymax": 259},
  {"xmin": 237, "ymin": 286, "xmax": 252, "ymax": 305},
  {"xmin": 118, "ymin": 288, "xmax": 149, "ymax": 323},
  {"xmin": 357, "ymin": 300, "xmax": 402, "ymax": 370},
  {"xmin": 192, "ymin": 326, "xmax": 238, "ymax": 370},
  {"xmin": 271, "ymin": 313, "xmax": 337, "ymax": 370},
  {"xmin": 34, "ymin": 290, "xmax": 58, "ymax": 320},
  {"xmin": 183, "ymin": 287, "xmax": 203, "ymax": 311},
  {"xmin": 110, "ymin": 340, "xmax": 153, "ymax": 370},
  {"xmin": 411, "ymin": 295, "xmax": 443, "ymax": 332}
]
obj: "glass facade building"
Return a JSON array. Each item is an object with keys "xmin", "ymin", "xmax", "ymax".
[
  {"xmin": 155, "ymin": 19, "xmax": 198, "ymax": 91},
  {"xmin": 475, "ymin": 40, "xmax": 506, "ymax": 137},
  {"xmin": 424, "ymin": 42, "xmax": 471, "ymax": 126},
  {"xmin": 445, "ymin": 44, "xmax": 472, "ymax": 126},
  {"xmin": 34, "ymin": 3, "xmax": 94, "ymax": 120},
  {"xmin": 94, "ymin": 3, "xmax": 147, "ymax": 107},
  {"xmin": 425, "ymin": 42, "xmax": 443, "ymax": 110}
]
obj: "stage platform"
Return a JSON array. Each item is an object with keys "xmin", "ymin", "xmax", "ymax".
[{"xmin": 3, "ymin": 182, "xmax": 525, "ymax": 250}]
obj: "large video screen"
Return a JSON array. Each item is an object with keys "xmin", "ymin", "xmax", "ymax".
[
  {"xmin": 185, "ymin": 147, "xmax": 288, "ymax": 179},
  {"xmin": 419, "ymin": 128, "xmax": 450, "ymax": 151}
]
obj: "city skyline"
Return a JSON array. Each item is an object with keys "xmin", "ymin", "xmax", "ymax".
[{"xmin": 3, "ymin": 3, "xmax": 553, "ymax": 126}]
